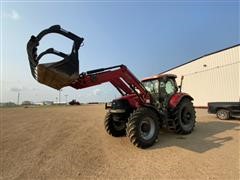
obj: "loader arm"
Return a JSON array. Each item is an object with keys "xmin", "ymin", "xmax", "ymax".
[
  {"xmin": 71, "ymin": 64, "xmax": 151, "ymax": 104},
  {"xmin": 27, "ymin": 25, "xmax": 151, "ymax": 105}
]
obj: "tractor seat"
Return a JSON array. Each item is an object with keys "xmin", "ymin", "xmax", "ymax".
[{"xmin": 27, "ymin": 25, "xmax": 84, "ymax": 90}]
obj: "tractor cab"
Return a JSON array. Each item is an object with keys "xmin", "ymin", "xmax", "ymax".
[{"xmin": 141, "ymin": 74, "xmax": 178, "ymax": 109}]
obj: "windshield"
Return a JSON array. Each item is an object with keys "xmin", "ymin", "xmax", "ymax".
[{"xmin": 142, "ymin": 80, "xmax": 159, "ymax": 94}]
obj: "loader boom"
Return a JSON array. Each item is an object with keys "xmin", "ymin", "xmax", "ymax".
[{"xmin": 71, "ymin": 65, "xmax": 151, "ymax": 104}]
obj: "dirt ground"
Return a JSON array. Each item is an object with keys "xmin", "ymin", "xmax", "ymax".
[{"xmin": 0, "ymin": 105, "xmax": 239, "ymax": 180}]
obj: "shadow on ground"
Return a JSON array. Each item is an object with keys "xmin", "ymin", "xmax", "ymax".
[{"xmin": 151, "ymin": 120, "xmax": 240, "ymax": 153}]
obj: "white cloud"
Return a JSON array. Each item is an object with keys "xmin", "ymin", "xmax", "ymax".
[
  {"xmin": 4, "ymin": 9, "xmax": 20, "ymax": 21},
  {"xmin": 10, "ymin": 86, "xmax": 31, "ymax": 92},
  {"xmin": 10, "ymin": 87, "xmax": 22, "ymax": 92},
  {"xmin": 93, "ymin": 89, "xmax": 102, "ymax": 96}
]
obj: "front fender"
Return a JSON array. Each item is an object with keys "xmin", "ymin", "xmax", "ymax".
[{"xmin": 168, "ymin": 93, "xmax": 193, "ymax": 109}]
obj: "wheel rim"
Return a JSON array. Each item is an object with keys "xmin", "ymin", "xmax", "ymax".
[
  {"xmin": 139, "ymin": 117, "xmax": 155, "ymax": 140},
  {"xmin": 218, "ymin": 111, "xmax": 227, "ymax": 119},
  {"xmin": 181, "ymin": 107, "xmax": 192, "ymax": 125}
]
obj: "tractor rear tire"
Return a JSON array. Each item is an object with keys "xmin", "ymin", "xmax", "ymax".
[
  {"xmin": 104, "ymin": 112, "xmax": 126, "ymax": 137},
  {"xmin": 173, "ymin": 98, "xmax": 196, "ymax": 134},
  {"xmin": 126, "ymin": 107, "xmax": 159, "ymax": 149}
]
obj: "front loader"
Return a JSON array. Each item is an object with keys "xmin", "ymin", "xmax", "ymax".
[{"xmin": 27, "ymin": 25, "xmax": 196, "ymax": 148}]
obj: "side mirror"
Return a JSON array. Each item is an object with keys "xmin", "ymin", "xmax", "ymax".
[{"xmin": 179, "ymin": 76, "xmax": 184, "ymax": 92}]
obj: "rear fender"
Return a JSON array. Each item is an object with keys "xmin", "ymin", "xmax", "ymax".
[{"xmin": 168, "ymin": 93, "xmax": 193, "ymax": 109}]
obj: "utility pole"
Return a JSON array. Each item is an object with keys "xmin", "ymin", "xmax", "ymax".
[
  {"xmin": 58, "ymin": 89, "xmax": 62, "ymax": 104},
  {"xmin": 58, "ymin": 89, "xmax": 61, "ymax": 104},
  {"xmin": 17, "ymin": 92, "xmax": 20, "ymax": 105}
]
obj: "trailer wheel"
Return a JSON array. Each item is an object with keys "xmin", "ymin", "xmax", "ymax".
[
  {"xmin": 173, "ymin": 98, "xmax": 196, "ymax": 134},
  {"xmin": 104, "ymin": 112, "xmax": 126, "ymax": 137},
  {"xmin": 126, "ymin": 107, "xmax": 159, "ymax": 148},
  {"xmin": 216, "ymin": 109, "xmax": 230, "ymax": 120}
]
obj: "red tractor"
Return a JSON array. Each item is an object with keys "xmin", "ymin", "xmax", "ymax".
[{"xmin": 27, "ymin": 25, "xmax": 196, "ymax": 148}]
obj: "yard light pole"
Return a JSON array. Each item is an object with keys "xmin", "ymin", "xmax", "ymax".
[
  {"xmin": 17, "ymin": 92, "xmax": 20, "ymax": 105},
  {"xmin": 58, "ymin": 89, "xmax": 62, "ymax": 104}
]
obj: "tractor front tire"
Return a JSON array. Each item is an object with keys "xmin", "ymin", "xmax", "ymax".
[
  {"xmin": 173, "ymin": 98, "xmax": 196, "ymax": 134},
  {"xmin": 126, "ymin": 107, "xmax": 160, "ymax": 149},
  {"xmin": 104, "ymin": 112, "xmax": 126, "ymax": 137}
]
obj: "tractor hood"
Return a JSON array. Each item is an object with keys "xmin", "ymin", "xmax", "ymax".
[{"xmin": 114, "ymin": 94, "xmax": 142, "ymax": 109}]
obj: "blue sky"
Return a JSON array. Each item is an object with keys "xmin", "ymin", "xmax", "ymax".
[{"xmin": 1, "ymin": 1, "xmax": 239, "ymax": 103}]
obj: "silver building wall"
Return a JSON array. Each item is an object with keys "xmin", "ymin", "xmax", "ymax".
[{"xmin": 163, "ymin": 45, "xmax": 240, "ymax": 107}]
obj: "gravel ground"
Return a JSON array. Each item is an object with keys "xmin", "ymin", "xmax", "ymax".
[{"xmin": 0, "ymin": 105, "xmax": 239, "ymax": 180}]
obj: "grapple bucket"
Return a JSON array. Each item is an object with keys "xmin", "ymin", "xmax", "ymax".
[{"xmin": 27, "ymin": 25, "xmax": 84, "ymax": 90}]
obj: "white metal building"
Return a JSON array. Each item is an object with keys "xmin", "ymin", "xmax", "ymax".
[{"xmin": 163, "ymin": 44, "xmax": 240, "ymax": 107}]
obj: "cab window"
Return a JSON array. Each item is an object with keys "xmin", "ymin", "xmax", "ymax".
[
  {"xmin": 143, "ymin": 80, "xmax": 159, "ymax": 94},
  {"xmin": 165, "ymin": 79, "xmax": 176, "ymax": 95}
]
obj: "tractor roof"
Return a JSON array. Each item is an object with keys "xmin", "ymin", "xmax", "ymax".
[{"xmin": 141, "ymin": 74, "xmax": 177, "ymax": 82}]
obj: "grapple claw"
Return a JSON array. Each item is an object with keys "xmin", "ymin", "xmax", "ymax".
[{"xmin": 26, "ymin": 25, "xmax": 84, "ymax": 90}]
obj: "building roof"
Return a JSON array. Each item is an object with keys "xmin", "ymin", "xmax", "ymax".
[
  {"xmin": 160, "ymin": 44, "xmax": 240, "ymax": 74},
  {"xmin": 142, "ymin": 74, "xmax": 177, "ymax": 82}
]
